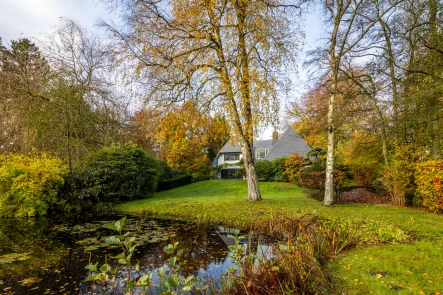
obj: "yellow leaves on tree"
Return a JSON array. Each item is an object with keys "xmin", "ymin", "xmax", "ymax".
[
  {"xmin": 128, "ymin": 102, "xmax": 230, "ymax": 174},
  {"xmin": 156, "ymin": 102, "xmax": 230, "ymax": 174},
  {"xmin": 0, "ymin": 153, "xmax": 67, "ymax": 217},
  {"xmin": 104, "ymin": 0, "xmax": 302, "ymax": 201},
  {"xmin": 283, "ymin": 153, "xmax": 306, "ymax": 182}
]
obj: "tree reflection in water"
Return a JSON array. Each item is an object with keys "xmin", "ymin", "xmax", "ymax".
[{"xmin": 0, "ymin": 216, "xmax": 272, "ymax": 295}]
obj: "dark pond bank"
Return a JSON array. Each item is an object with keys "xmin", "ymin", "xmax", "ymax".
[{"xmin": 0, "ymin": 215, "xmax": 268, "ymax": 295}]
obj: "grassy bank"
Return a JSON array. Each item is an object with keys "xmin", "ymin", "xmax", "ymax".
[{"xmin": 115, "ymin": 180, "xmax": 443, "ymax": 294}]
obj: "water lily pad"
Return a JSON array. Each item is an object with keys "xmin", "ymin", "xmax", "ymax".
[
  {"xmin": 0, "ymin": 252, "xmax": 32, "ymax": 264},
  {"xmin": 84, "ymin": 245, "xmax": 101, "ymax": 251},
  {"xmin": 20, "ymin": 277, "xmax": 42, "ymax": 286},
  {"xmin": 75, "ymin": 237, "xmax": 99, "ymax": 246}
]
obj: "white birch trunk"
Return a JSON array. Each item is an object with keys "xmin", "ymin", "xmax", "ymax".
[
  {"xmin": 324, "ymin": 92, "xmax": 335, "ymax": 206},
  {"xmin": 241, "ymin": 144, "xmax": 262, "ymax": 201}
]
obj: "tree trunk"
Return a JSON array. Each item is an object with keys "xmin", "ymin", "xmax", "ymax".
[
  {"xmin": 370, "ymin": 94, "xmax": 389, "ymax": 166},
  {"xmin": 324, "ymin": 92, "xmax": 335, "ymax": 206},
  {"xmin": 241, "ymin": 143, "xmax": 262, "ymax": 201},
  {"xmin": 380, "ymin": 20, "xmax": 399, "ymax": 128},
  {"xmin": 431, "ymin": 120, "xmax": 441, "ymax": 159},
  {"xmin": 234, "ymin": 1, "xmax": 261, "ymax": 201},
  {"xmin": 429, "ymin": 0, "xmax": 441, "ymax": 159},
  {"xmin": 324, "ymin": 12, "xmax": 339, "ymax": 207}
]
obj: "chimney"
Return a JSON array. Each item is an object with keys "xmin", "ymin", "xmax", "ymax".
[{"xmin": 272, "ymin": 131, "xmax": 278, "ymax": 145}]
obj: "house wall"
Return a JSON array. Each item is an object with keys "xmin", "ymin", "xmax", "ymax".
[{"xmin": 217, "ymin": 153, "xmax": 243, "ymax": 166}]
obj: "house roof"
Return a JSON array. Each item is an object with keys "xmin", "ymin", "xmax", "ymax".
[
  {"xmin": 264, "ymin": 126, "xmax": 311, "ymax": 160},
  {"xmin": 214, "ymin": 126, "xmax": 310, "ymax": 165},
  {"xmin": 219, "ymin": 139, "xmax": 274, "ymax": 153}
]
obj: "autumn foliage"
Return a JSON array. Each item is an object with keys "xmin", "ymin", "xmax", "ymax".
[
  {"xmin": 283, "ymin": 153, "xmax": 307, "ymax": 182},
  {"xmin": 0, "ymin": 153, "xmax": 67, "ymax": 217},
  {"xmin": 299, "ymin": 170, "xmax": 346, "ymax": 191},
  {"xmin": 127, "ymin": 102, "xmax": 230, "ymax": 175},
  {"xmin": 415, "ymin": 160, "xmax": 443, "ymax": 213}
]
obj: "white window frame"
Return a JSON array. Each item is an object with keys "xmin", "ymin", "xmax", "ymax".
[
  {"xmin": 224, "ymin": 153, "xmax": 240, "ymax": 161},
  {"xmin": 255, "ymin": 148, "xmax": 269, "ymax": 159}
]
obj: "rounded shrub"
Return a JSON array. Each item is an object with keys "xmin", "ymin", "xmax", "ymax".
[
  {"xmin": 283, "ymin": 153, "xmax": 306, "ymax": 182},
  {"xmin": 0, "ymin": 153, "xmax": 67, "ymax": 217},
  {"xmin": 272, "ymin": 157, "xmax": 288, "ymax": 182},
  {"xmin": 80, "ymin": 142, "xmax": 160, "ymax": 202},
  {"xmin": 254, "ymin": 160, "xmax": 273, "ymax": 182}
]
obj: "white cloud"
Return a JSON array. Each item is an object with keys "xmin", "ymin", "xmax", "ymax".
[{"xmin": 0, "ymin": 0, "xmax": 108, "ymax": 43}]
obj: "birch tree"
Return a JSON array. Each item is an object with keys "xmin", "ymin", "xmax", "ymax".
[
  {"xmin": 321, "ymin": 0, "xmax": 403, "ymax": 206},
  {"xmin": 103, "ymin": 0, "xmax": 302, "ymax": 201}
]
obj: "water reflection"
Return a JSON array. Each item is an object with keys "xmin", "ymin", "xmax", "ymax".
[{"xmin": 0, "ymin": 216, "xmax": 270, "ymax": 295}]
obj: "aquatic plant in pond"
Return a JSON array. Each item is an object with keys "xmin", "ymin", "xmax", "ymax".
[
  {"xmin": 84, "ymin": 217, "xmax": 206, "ymax": 294},
  {"xmin": 0, "ymin": 216, "xmax": 238, "ymax": 295},
  {"xmin": 0, "ymin": 212, "xmax": 410, "ymax": 295}
]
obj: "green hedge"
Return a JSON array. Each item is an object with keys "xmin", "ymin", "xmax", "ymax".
[{"xmin": 156, "ymin": 175, "xmax": 192, "ymax": 192}]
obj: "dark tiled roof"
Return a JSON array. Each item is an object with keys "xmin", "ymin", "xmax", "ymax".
[
  {"xmin": 219, "ymin": 139, "xmax": 273, "ymax": 153},
  {"xmin": 214, "ymin": 126, "xmax": 310, "ymax": 165},
  {"xmin": 254, "ymin": 140, "xmax": 273, "ymax": 149},
  {"xmin": 219, "ymin": 141, "xmax": 241, "ymax": 153},
  {"xmin": 264, "ymin": 127, "xmax": 311, "ymax": 160}
]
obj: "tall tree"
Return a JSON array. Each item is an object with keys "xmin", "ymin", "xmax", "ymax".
[
  {"xmin": 0, "ymin": 38, "xmax": 50, "ymax": 153},
  {"xmin": 103, "ymin": 0, "xmax": 302, "ymax": 201},
  {"xmin": 0, "ymin": 20, "xmax": 125, "ymax": 168},
  {"xmin": 319, "ymin": 0, "xmax": 402, "ymax": 206},
  {"xmin": 41, "ymin": 19, "xmax": 126, "ymax": 168}
]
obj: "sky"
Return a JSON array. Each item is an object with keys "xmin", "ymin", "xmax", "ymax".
[
  {"xmin": 0, "ymin": 0, "xmax": 108, "ymax": 41},
  {"xmin": 0, "ymin": 0, "xmax": 324, "ymax": 139}
]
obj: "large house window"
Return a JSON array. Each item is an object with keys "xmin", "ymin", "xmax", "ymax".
[
  {"xmin": 221, "ymin": 169, "xmax": 241, "ymax": 179},
  {"xmin": 255, "ymin": 148, "xmax": 269, "ymax": 159},
  {"xmin": 224, "ymin": 153, "xmax": 240, "ymax": 161}
]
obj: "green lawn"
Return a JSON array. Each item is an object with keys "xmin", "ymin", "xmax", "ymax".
[{"xmin": 116, "ymin": 180, "xmax": 443, "ymax": 294}]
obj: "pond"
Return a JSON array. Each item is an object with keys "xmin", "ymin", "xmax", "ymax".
[{"xmin": 0, "ymin": 215, "xmax": 270, "ymax": 295}]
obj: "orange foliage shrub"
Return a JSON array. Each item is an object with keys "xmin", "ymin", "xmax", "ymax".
[
  {"xmin": 352, "ymin": 166, "xmax": 376, "ymax": 186},
  {"xmin": 415, "ymin": 160, "xmax": 443, "ymax": 213},
  {"xmin": 299, "ymin": 170, "xmax": 346, "ymax": 190},
  {"xmin": 283, "ymin": 153, "xmax": 306, "ymax": 182}
]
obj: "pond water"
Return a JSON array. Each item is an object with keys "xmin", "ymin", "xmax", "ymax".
[{"xmin": 0, "ymin": 215, "xmax": 269, "ymax": 295}]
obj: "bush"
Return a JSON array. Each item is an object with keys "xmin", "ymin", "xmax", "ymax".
[
  {"xmin": 303, "ymin": 163, "xmax": 325, "ymax": 173},
  {"xmin": 383, "ymin": 164, "xmax": 409, "ymax": 207},
  {"xmin": 352, "ymin": 166, "xmax": 376, "ymax": 186},
  {"xmin": 338, "ymin": 188, "xmax": 390, "ymax": 204},
  {"xmin": 283, "ymin": 153, "xmax": 307, "ymax": 182},
  {"xmin": 299, "ymin": 171, "xmax": 324, "ymax": 189},
  {"xmin": 78, "ymin": 142, "xmax": 160, "ymax": 202},
  {"xmin": 271, "ymin": 157, "xmax": 288, "ymax": 182},
  {"xmin": 157, "ymin": 175, "xmax": 193, "ymax": 192},
  {"xmin": 158, "ymin": 161, "xmax": 181, "ymax": 180},
  {"xmin": 254, "ymin": 160, "xmax": 273, "ymax": 182},
  {"xmin": 0, "ymin": 153, "xmax": 67, "ymax": 217},
  {"xmin": 299, "ymin": 170, "xmax": 346, "ymax": 190},
  {"xmin": 383, "ymin": 145, "xmax": 417, "ymax": 207},
  {"xmin": 191, "ymin": 165, "xmax": 213, "ymax": 182},
  {"xmin": 415, "ymin": 160, "xmax": 443, "ymax": 213}
]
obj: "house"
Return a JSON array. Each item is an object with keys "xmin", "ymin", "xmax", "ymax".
[{"xmin": 213, "ymin": 126, "xmax": 311, "ymax": 179}]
